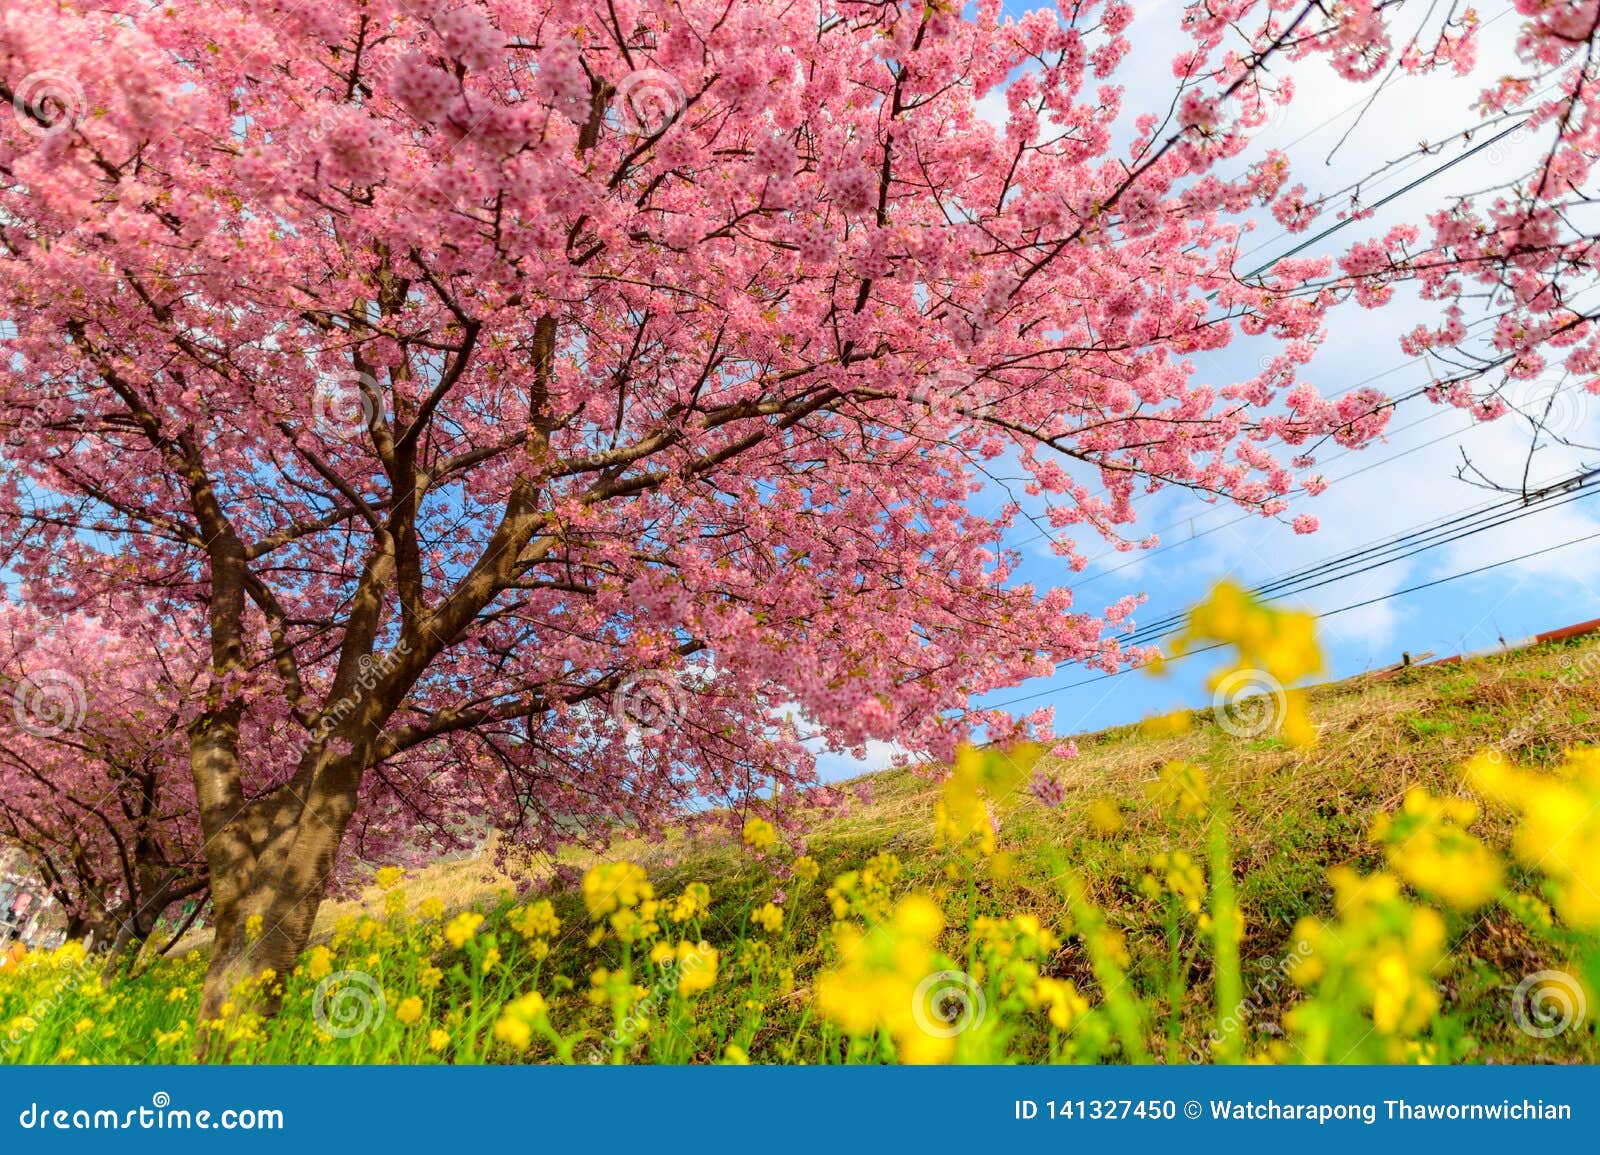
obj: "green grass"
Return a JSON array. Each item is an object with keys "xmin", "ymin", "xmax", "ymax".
[{"xmin": 3, "ymin": 634, "xmax": 1599, "ymax": 1065}]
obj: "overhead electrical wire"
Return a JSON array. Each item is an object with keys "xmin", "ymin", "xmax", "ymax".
[
  {"xmin": 1114, "ymin": 466, "xmax": 1600, "ymax": 648},
  {"xmin": 973, "ymin": 520, "xmax": 1600, "ymax": 715}
]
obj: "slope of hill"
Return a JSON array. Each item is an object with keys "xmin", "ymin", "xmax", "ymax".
[{"xmin": 3, "ymin": 630, "xmax": 1598, "ymax": 1064}]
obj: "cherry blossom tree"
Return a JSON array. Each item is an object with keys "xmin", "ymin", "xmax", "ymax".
[
  {"xmin": 0, "ymin": 602, "xmax": 208, "ymax": 968},
  {"xmin": 1205, "ymin": 1, "xmax": 1600, "ymax": 477},
  {"xmin": 0, "ymin": 0, "xmax": 1592, "ymax": 1020}
]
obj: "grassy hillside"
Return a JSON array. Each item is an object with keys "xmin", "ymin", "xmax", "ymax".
[{"xmin": 4, "ymin": 629, "xmax": 1600, "ymax": 1065}]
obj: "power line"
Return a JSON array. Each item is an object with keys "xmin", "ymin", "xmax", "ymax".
[
  {"xmin": 976, "ymin": 521, "xmax": 1600, "ymax": 714},
  {"xmin": 1116, "ymin": 467, "xmax": 1600, "ymax": 647},
  {"xmin": 1208, "ymin": 120, "xmax": 1529, "ymax": 301},
  {"xmin": 1039, "ymin": 325, "xmax": 1600, "ymax": 585},
  {"xmin": 1019, "ymin": 294, "xmax": 1582, "ymax": 571}
]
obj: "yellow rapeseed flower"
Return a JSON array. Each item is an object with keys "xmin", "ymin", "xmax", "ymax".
[
  {"xmin": 1029, "ymin": 977, "xmax": 1089, "ymax": 1032},
  {"xmin": 752, "ymin": 903, "xmax": 784, "ymax": 933},
  {"xmin": 1468, "ymin": 747, "xmax": 1600, "ymax": 928},
  {"xmin": 668, "ymin": 882, "xmax": 711, "ymax": 923},
  {"xmin": 934, "ymin": 744, "xmax": 1041, "ymax": 859},
  {"xmin": 815, "ymin": 894, "xmax": 957, "ymax": 1064},
  {"xmin": 1370, "ymin": 787, "xmax": 1501, "ymax": 910},
  {"xmin": 582, "ymin": 862, "xmax": 653, "ymax": 920},
  {"xmin": 305, "ymin": 945, "xmax": 333, "ymax": 981},
  {"xmin": 444, "ymin": 912, "xmax": 484, "ymax": 949},
  {"xmin": 1088, "ymin": 797, "xmax": 1125, "ymax": 834},
  {"xmin": 742, "ymin": 817, "xmax": 778, "ymax": 852},
  {"xmin": 507, "ymin": 900, "xmax": 562, "ymax": 940},
  {"xmin": 1144, "ymin": 760, "xmax": 1210, "ymax": 818},
  {"xmin": 1170, "ymin": 581, "xmax": 1325, "ymax": 748},
  {"xmin": 675, "ymin": 941, "xmax": 719, "ymax": 995},
  {"xmin": 791, "ymin": 856, "xmax": 821, "ymax": 886},
  {"xmin": 492, "ymin": 991, "xmax": 548, "ymax": 1052}
]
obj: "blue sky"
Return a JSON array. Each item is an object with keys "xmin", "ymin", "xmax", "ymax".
[{"xmin": 816, "ymin": 2, "xmax": 1600, "ymax": 778}]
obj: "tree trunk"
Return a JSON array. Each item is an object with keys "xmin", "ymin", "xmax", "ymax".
[
  {"xmin": 98, "ymin": 918, "xmax": 146, "ymax": 979},
  {"xmin": 196, "ymin": 783, "xmax": 355, "ymax": 1042},
  {"xmin": 62, "ymin": 911, "xmax": 96, "ymax": 943}
]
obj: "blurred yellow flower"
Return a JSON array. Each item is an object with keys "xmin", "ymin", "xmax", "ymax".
[
  {"xmin": 815, "ymin": 895, "xmax": 958, "ymax": 1064},
  {"xmin": 1088, "ymin": 797, "xmax": 1124, "ymax": 834},
  {"xmin": 791, "ymin": 856, "xmax": 821, "ymax": 886},
  {"xmin": 1171, "ymin": 581, "xmax": 1324, "ymax": 748},
  {"xmin": 935, "ymin": 744, "xmax": 1041, "ymax": 859},
  {"xmin": 1144, "ymin": 761, "xmax": 1209, "ymax": 818},
  {"xmin": 1468, "ymin": 748, "xmax": 1600, "ymax": 928},
  {"xmin": 444, "ymin": 912, "xmax": 484, "ymax": 950},
  {"xmin": 507, "ymin": 900, "xmax": 561, "ymax": 940},
  {"xmin": 492, "ymin": 991, "xmax": 548, "ymax": 1052},
  {"xmin": 1370, "ymin": 788, "xmax": 1501, "ymax": 910},
  {"xmin": 742, "ymin": 817, "xmax": 778, "ymax": 852},
  {"xmin": 305, "ymin": 946, "xmax": 333, "ymax": 982},
  {"xmin": 582, "ymin": 862, "xmax": 653, "ymax": 921},
  {"xmin": 1029, "ymin": 977, "xmax": 1089, "ymax": 1032},
  {"xmin": 675, "ymin": 941, "xmax": 719, "ymax": 996},
  {"xmin": 752, "ymin": 903, "xmax": 784, "ymax": 933},
  {"xmin": 668, "ymin": 882, "xmax": 711, "ymax": 923}
]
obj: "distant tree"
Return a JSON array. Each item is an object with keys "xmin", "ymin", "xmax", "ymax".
[{"xmin": 0, "ymin": 603, "xmax": 207, "ymax": 968}]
